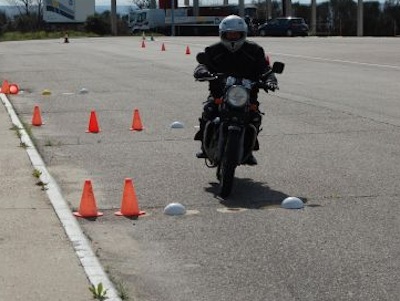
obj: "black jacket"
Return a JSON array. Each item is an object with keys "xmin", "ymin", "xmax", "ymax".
[
  {"xmin": 195, "ymin": 41, "xmax": 272, "ymax": 81},
  {"xmin": 194, "ymin": 41, "xmax": 276, "ymax": 98}
]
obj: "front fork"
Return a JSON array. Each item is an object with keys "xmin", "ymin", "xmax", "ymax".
[
  {"xmin": 204, "ymin": 121, "xmax": 258, "ymax": 167},
  {"xmin": 218, "ymin": 123, "xmax": 257, "ymax": 165}
]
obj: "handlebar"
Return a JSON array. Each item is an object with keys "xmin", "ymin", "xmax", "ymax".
[
  {"xmin": 257, "ymin": 81, "xmax": 272, "ymax": 91},
  {"xmin": 196, "ymin": 75, "xmax": 277, "ymax": 91}
]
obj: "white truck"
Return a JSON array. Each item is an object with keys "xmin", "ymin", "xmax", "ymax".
[
  {"xmin": 43, "ymin": 0, "xmax": 95, "ymax": 23},
  {"xmin": 129, "ymin": 5, "xmax": 257, "ymax": 35},
  {"xmin": 129, "ymin": 9, "xmax": 166, "ymax": 33}
]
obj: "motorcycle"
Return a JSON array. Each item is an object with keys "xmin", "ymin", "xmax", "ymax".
[{"xmin": 196, "ymin": 52, "xmax": 284, "ymax": 198}]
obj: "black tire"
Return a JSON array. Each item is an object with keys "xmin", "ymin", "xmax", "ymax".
[{"xmin": 219, "ymin": 131, "xmax": 240, "ymax": 198}]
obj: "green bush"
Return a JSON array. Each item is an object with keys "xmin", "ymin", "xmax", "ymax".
[{"xmin": 85, "ymin": 13, "xmax": 111, "ymax": 35}]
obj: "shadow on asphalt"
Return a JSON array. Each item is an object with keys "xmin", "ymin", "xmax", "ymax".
[{"xmin": 205, "ymin": 178, "xmax": 308, "ymax": 209}]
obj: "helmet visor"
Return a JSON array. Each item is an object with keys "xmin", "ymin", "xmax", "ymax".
[{"xmin": 222, "ymin": 31, "xmax": 245, "ymax": 42}]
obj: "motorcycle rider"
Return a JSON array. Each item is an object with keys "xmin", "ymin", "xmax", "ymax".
[{"xmin": 194, "ymin": 14, "xmax": 278, "ymax": 165}]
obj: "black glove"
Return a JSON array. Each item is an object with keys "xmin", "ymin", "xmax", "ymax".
[
  {"xmin": 195, "ymin": 70, "xmax": 213, "ymax": 80},
  {"xmin": 266, "ymin": 81, "xmax": 278, "ymax": 91},
  {"xmin": 194, "ymin": 65, "xmax": 214, "ymax": 81}
]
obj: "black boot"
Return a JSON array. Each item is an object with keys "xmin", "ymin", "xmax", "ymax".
[
  {"xmin": 194, "ymin": 118, "xmax": 207, "ymax": 158},
  {"xmin": 243, "ymin": 153, "xmax": 258, "ymax": 165},
  {"xmin": 244, "ymin": 134, "xmax": 259, "ymax": 165},
  {"xmin": 194, "ymin": 130, "xmax": 203, "ymax": 141},
  {"xmin": 194, "ymin": 118, "xmax": 205, "ymax": 141},
  {"xmin": 254, "ymin": 137, "xmax": 260, "ymax": 151},
  {"xmin": 196, "ymin": 149, "xmax": 207, "ymax": 158}
]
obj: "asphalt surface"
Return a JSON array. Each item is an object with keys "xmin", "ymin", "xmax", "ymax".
[{"xmin": 1, "ymin": 36, "xmax": 400, "ymax": 301}]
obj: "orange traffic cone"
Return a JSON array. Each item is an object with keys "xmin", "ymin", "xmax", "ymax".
[
  {"xmin": 141, "ymin": 40, "xmax": 146, "ymax": 48},
  {"xmin": 73, "ymin": 180, "xmax": 103, "ymax": 218},
  {"xmin": 86, "ymin": 110, "xmax": 100, "ymax": 133},
  {"xmin": 130, "ymin": 109, "xmax": 144, "ymax": 131},
  {"xmin": 1, "ymin": 80, "xmax": 10, "ymax": 94},
  {"xmin": 161, "ymin": 43, "xmax": 166, "ymax": 51},
  {"xmin": 185, "ymin": 45, "xmax": 191, "ymax": 55},
  {"xmin": 115, "ymin": 178, "xmax": 145, "ymax": 217},
  {"xmin": 32, "ymin": 105, "xmax": 43, "ymax": 126}
]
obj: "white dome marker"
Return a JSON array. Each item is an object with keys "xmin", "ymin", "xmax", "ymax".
[
  {"xmin": 281, "ymin": 197, "xmax": 304, "ymax": 209},
  {"xmin": 164, "ymin": 203, "xmax": 186, "ymax": 216},
  {"xmin": 170, "ymin": 121, "xmax": 184, "ymax": 128}
]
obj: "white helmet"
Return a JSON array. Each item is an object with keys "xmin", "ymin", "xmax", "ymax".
[{"xmin": 219, "ymin": 15, "xmax": 248, "ymax": 52}]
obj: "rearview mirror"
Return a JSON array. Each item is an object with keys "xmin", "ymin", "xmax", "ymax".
[{"xmin": 272, "ymin": 61, "xmax": 285, "ymax": 74}]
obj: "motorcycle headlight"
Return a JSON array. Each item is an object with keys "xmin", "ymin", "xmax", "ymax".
[{"xmin": 226, "ymin": 85, "xmax": 249, "ymax": 107}]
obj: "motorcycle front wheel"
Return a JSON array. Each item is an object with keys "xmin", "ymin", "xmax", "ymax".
[{"xmin": 219, "ymin": 130, "xmax": 241, "ymax": 198}]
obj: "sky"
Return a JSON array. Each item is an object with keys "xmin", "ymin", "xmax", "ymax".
[
  {"xmin": 0, "ymin": 0, "xmax": 253, "ymax": 6},
  {"xmin": 0, "ymin": 0, "xmax": 133, "ymax": 5},
  {"xmin": 0, "ymin": 0, "xmax": 348, "ymax": 6},
  {"xmin": 95, "ymin": 0, "xmax": 132, "ymax": 4},
  {"xmin": 0, "ymin": 0, "xmax": 384, "ymax": 7}
]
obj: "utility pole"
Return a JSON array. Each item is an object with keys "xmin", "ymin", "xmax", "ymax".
[
  {"xmin": 239, "ymin": 0, "xmax": 245, "ymax": 17},
  {"xmin": 266, "ymin": 0, "xmax": 272, "ymax": 20},
  {"xmin": 283, "ymin": 0, "xmax": 292, "ymax": 17},
  {"xmin": 111, "ymin": 0, "xmax": 117, "ymax": 35},
  {"xmin": 311, "ymin": 0, "xmax": 316, "ymax": 35},
  {"xmin": 357, "ymin": 0, "xmax": 363, "ymax": 36},
  {"xmin": 171, "ymin": 0, "xmax": 175, "ymax": 36},
  {"xmin": 193, "ymin": 0, "xmax": 199, "ymax": 18}
]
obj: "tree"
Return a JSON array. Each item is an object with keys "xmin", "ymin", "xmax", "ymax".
[
  {"xmin": 292, "ymin": 3, "xmax": 311, "ymax": 23},
  {"xmin": 330, "ymin": 0, "xmax": 357, "ymax": 35},
  {"xmin": 0, "ymin": 10, "xmax": 9, "ymax": 35},
  {"xmin": 6, "ymin": 0, "xmax": 43, "ymax": 17},
  {"xmin": 384, "ymin": 0, "xmax": 400, "ymax": 35},
  {"xmin": 133, "ymin": 0, "xmax": 156, "ymax": 9},
  {"xmin": 363, "ymin": 1, "xmax": 382, "ymax": 35},
  {"xmin": 7, "ymin": 0, "xmax": 32, "ymax": 15},
  {"xmin": 315, "ymin": 2, "xmax": 334, "ymax": 35},
  {"xmin": 6, "ymin": 0, "xmax": 44, "ymax": 30},
  {"xmin": 86, "ymin": 12, "xmax": 111, "ymax": 35},
  {"xmin": 253, "ymin": 0, "xmax": 282, "ymax": 24}
]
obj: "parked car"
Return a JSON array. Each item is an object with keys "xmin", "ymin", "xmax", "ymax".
[{"xmin": 258, "ymin": 17, "xmax": 309, "ymax": 37}]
